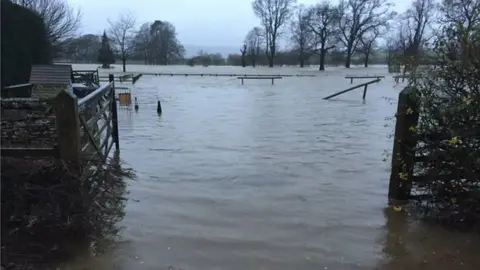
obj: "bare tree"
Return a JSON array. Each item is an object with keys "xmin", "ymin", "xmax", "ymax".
[
  {"xmin": 306, "ymin": 1, "xmax": 339, "ymax": 70},
  {"xmin": 13, "ymin": 0, "xmax": 82, "ymax": 53},
  {"xmin": 337, "ymin": 0, "xmax": 395, "ymax": 68},
  {"xmin": 245, "ymin": 27, "xmax": 264, "ymax": 67},
  {"xmin": 240, "ymin": 44, "xmax": 248, "ymax": 67},
  {"xmin": 290, "ymin": 4, "xmax": 316, "ymax": 68},
  {"xmin": 252, "ymin": 0, "xmax": 297, "ymax": 67},
  {"xmin": 441, "ymin": 0, "xmax": 480, "ymax": 30},
  {"xmin": 359, "ymin": 28, "xmax": 381, "ymax": 67},
  {"xmin": 397, "ymin": 0, "xmax": 438, "ymax": 72},
  {"xmin": 134, "ymin": 23, "xmax": 152, "ymax": 65},
  {"xmin": 385, "ymin": 33, "xmax": 403, "ymax": 72},
  {"xmin": 149, "ymin": 20, "xmax": 185, "ymax": 65},
  {"xmin": 108, "ymin": 12, "xmax": 136, "ymax": 72},
  {"xmin": 132, "ymin": 21, "xmax": 184, "ymax": 65}
]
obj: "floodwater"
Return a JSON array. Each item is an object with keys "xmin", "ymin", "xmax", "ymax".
[{"xmin": 66, "ymin": 64, "xmax": 480, "ymax": 270}]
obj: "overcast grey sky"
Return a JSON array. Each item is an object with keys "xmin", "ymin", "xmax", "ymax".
[{"xmin": 68, "ymin": 0, "xmax": 410, "ymax": 49}]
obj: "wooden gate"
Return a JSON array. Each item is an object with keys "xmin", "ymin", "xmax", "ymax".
[{"xmin": 56, "ymin": 75, "xmax": 119, "ymax": 163}]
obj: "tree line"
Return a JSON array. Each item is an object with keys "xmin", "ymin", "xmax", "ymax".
[
  {"xmin": 4, "ymin": 0, "xmax": 476, "ymax": 74},
  {"xmin": 240, "ymin": 0, "xmax": 441, "ymax": 70},
  {"xmin": 57, "ymin": 12, "xmax": 186, "ymax": 72}
]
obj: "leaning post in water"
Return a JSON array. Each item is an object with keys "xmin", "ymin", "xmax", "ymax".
[
  {"xmin": 157, "ymin": 100, "xmax": 162, "ymax": 114},
  {"xmin": 362, "ymin": 85, "xmax": 368, "ymax": 100},
  {"xmin": 388, "ymin": 87, "xmax": 420, "ymax": 203}
]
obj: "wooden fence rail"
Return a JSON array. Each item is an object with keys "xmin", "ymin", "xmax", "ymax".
[
  {"xmin": 238, "ymin": 76, "xmax": 282, "ymax": 85},
  {"xmin": 140, "ymin": 72, "xmax": 316, "ymax": 77},
  {"xmin": 345, "ymin": 75, "xmax": 385, "ymax": 84},
  {"xmin": 323, "ymin": 78, "xmax": 381, "ymax": 100},
  {"xmin": 72, "ymin": 70, "xmax": 100, "ymax": 86}
]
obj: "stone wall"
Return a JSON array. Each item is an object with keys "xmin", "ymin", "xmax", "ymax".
[{"xmin": 1, "ymin": 98, "xmax": 57, "ymax": 147}]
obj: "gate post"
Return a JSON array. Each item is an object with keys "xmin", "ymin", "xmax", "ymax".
[
  {"xmin": 388, "ymin": 87, "xmax": 420, "ymax": 202},
  {"xmin": 109, "ymin": 74, "xmax": 120, "ymax": 150},
  {"xmin": 55, "ymin": 91, "xmax": 81, "ymax": 172}
]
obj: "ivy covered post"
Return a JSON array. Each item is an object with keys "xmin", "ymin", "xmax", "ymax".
[{"xmin": 389, "ymin": 87, "xmax": 420, "ymax": 202}]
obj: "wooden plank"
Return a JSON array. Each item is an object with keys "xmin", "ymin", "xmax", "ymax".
[
  {"xmin": 81, "ymin": 113, "xmax": 112, "ymax": 152},
  {"xmin": 140, "ymin": 72, "xmax": 314, "ymax": 77},
  {"xmin": 73, "ymin": 70, "xmax": 98, "ymax": 72},
  {"xmin": 132, "ymin": 74, "xmax": 143, "ymax": 84},
  {"xmin": 85, "ymin": 96, "xmax": 111, "ymax": 129},
  {"xmin": 55, "ymin": 91, "xmax": 81, "ymax": 163},
  {"xmin": 3, "ymin": 83, "xmax": 32, "ymax": 89},
  {"xmin": 237, "ymin": 77, "xmax": 283, "ymax": 79},
  {"xmin": 1, "ymin": 147, "xmax": 57, "ymax": 157},
  {"xmin": 96, "ymin": 113, "xmax": 113, "ymax": 139},
  {"xmin": 79, "ymin": 115, "xmax": 105, "ymax": 161},
  {"xmin": 345, "ymin": 76, "xmax": 385, "ymax": 79},
  {"xmin": 78, "ymin": 83, "xmax": 112, "ymax": 108},
  {"xmin": 323, "ymin": 78, "xmax": 380, "ymax": 100},
  {"xmin": 106, "ymin": 137, "xmax": 115, "ymax": 158}
]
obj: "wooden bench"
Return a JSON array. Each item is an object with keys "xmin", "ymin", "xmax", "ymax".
[
  {"xmin": 237, "ymin": 76, "xmax": 282, "ymax": 85},
  {"xmin": 345, "ymin": 76, "xmax": 385, "ymax": 84}
]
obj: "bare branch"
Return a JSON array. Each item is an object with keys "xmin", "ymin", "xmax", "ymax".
[
  {"xmin": 441, "ymin": 0, "xmax": 480, "ymax": 32},
  {"xmin": 108, "ymin": 11, "xmax": 137, "ymax": 71},
  {"xmin": 245, "ymin": 27, "xmax": 264, "ymax": 67},
  {"xmin": 13, "ymin": 0, "xmax": 82, "ymax": 47},
  {"xmin": 252, "ymin": 0, "xmax": 297, "ymax": 67},
  {"xmin": 337, "ymin": 0, "xmax": 396, "ymax": 67},
  {"xmin": 392, "ymin": 0, "xmax": 438, "ymax": 71}
]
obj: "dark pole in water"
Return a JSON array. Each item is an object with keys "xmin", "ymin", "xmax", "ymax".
[
  {"xmin": 157, "ymin": 100, "xmax": 162, "ymax": 114},
  {"xmin": 134, "ymin": 97, "xmax": 139, "ymax": 111}
]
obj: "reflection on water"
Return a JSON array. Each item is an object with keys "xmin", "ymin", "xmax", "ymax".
[
  {"xmin": 64, "ymin": 65, "xmax": 480, "ymax": 270},
  {"xmin": 379, "ymin": 207, "xmax": 480, "ymax": 270}
]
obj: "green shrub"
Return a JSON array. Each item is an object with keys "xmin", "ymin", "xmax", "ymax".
[{"xmin": 409, "ymin": 22, "xmax": 480, "ymax": 229}]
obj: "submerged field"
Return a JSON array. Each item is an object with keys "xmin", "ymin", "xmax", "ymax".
[{"xmin": 63, "ymin": 64, "xmax": 480, "ymax": 270}]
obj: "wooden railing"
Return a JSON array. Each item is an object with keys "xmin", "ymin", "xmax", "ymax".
[
  {"xmin": 345, "ymin": 75, "xmax": 385, "ymax": 84},
  {"xmin": 72, "ymin": 70, "xmax": 100, "ymax": 86},
  {"xmin": 1, "ymin": 83, "xmax": 32, "ymax": 98},
  {"xmin": 138, "ymin": 72, "xmax": 316, "ymax": 77},
  {"xmin": 57, "ymin": 74, "xmax": 119, "ymax": 163},
  {"xmin": 323, "ymin": 78, "xmax": 381, "ymax": 100},
  {"xmin": 99, "ymin": 74, "xmax": 143, "ymax": 84}
]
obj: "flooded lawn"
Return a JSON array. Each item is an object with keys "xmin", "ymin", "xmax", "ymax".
[{"xmin": 65, "ymin": 64, "xmax": 480, "ymax": 270}]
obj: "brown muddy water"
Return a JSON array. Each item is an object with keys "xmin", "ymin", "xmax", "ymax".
[{"xmin": 64, "ymin": 64, "xmax": 480, "ymax": 270}]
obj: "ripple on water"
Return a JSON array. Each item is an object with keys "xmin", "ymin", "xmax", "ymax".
[{"xmin": 65, "ymin": 65, "xmax": 480, "ymax": 270}]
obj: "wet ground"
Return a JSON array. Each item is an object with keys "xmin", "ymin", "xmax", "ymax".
[{"xmin": 65, "ymin": 64, "xmax": 480, "ymax": 270}]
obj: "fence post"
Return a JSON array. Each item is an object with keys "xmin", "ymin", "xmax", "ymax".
[
  {"xmin": 362, "ymin": 85, "xmax": 368, "ymax": 100},
  {"xmin": 388, "ymin": 87, "xmax": 420, "ymax": 203},
  {"xmin": 55, "ymin": 90, "xmax": 81, "ymax": 164},
  {"xmin": 109, "ymin": 74, "xmax": 120, "ymax": 150}
]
